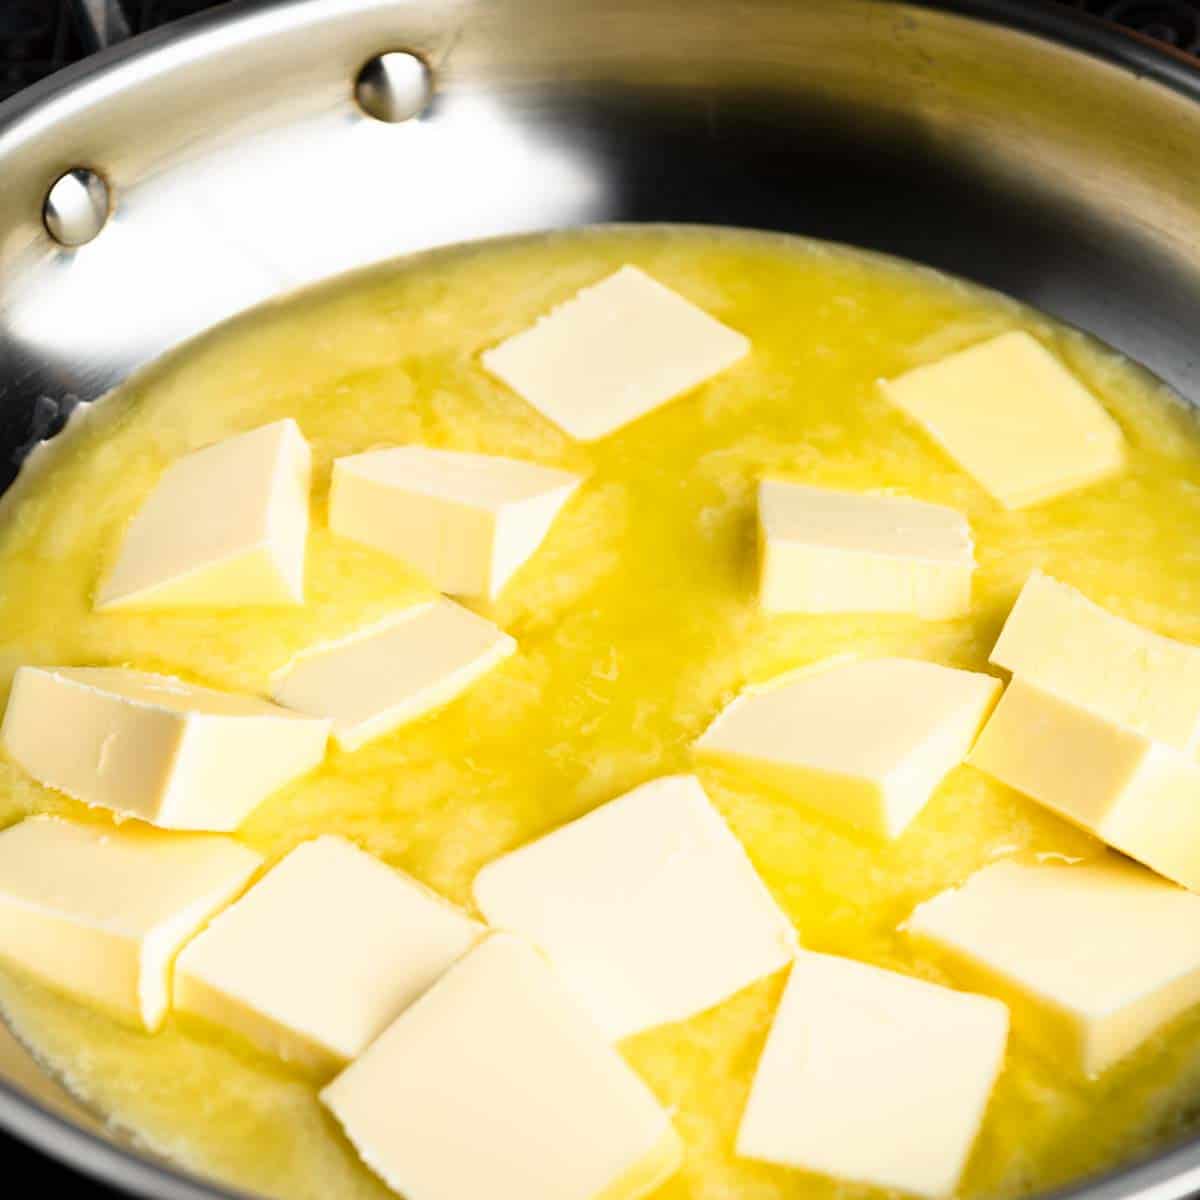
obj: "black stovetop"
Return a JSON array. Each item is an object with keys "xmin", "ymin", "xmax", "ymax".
[
  {"xmin": 1, "ymin": 0, "xmax": 1199, "ymax": 1195},
  {"xmin": 0, "ymin": 1, "xmax": 219, "ymax": 102}
]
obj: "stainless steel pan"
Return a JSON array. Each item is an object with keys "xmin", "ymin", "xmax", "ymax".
[{"xmin": 1, "ymin": 1, "xmax": 1200, "ymax": 1196}]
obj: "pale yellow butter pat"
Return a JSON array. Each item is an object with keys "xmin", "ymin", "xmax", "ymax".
[
  {"xmin": 880, "ymin": 331, "xmax": 1125, "ymax": 509},
  {"xmin": 696, "ymin": 658, "xmax": 1001, "ymax": 838},
  {"xmin": 758, "ymin": 480, "xmax": 974, "ymax": 618},
  {"xmin": 474, "ymin": 775, "xmax": 796, "ymax": 1041},
  {"xmin": 0, "ymin": 816, "xmax": 261, "ymax": 1030},
  {"xmin": 482, "ymin": 265, "xmax": 749, "ymax": 440},
  {"xmin": 991, "ymin": 571, "xmax": 1200, "ymax": 753},
  {"xmin": 330, "ymin": 447, "xmax": 581, "ymax": 600},
  {"xmin": 907, "ymin": 856, "xmax": 1200, "ymax": 1076},
  {"xmin": 1, "ymin": 667, "xmax": 330, "ymax": 831},
  {"xmin": 175, "ymin": 836, "xmax": 482, "ymax": 1073},
  {"xmin": 969, "ymin": 677, "xmax": 1200, "ymax": 892},
  {"xmin": 321, "ymin": 933, "xmax": 682, "ymax": 1200},
  {"xmin": 271, "ymin": 600, "xmax": 515, "ymax": 751},
  {"xmin": 737, "ymin": 949, "xmax": 1008, "ymax": 1198},
  {"xmin": 97, "ymin": 419, "xmax": 311, "ymax": 609}
]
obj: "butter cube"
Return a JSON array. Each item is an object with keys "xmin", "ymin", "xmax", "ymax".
[
  {"xmin": 737, "ymin": 949, "xmax": 1008, "ymax": 1198},
  {"xmin": 175, "ymin": 836, "xmax": 482, "ymax": 1073},
  {"xmin": 880, "ymin": 331, "xmax": 1125, "ymax": 509},
  {"xmin": 330, "ymin": 447, "xmax": 581, "ymax": 600},
  {"xmin": 969, "ymin": 677, "xmax": 1200, "ymax": 892},
  {"xmin": 474, "ymin": 775, "xmax": 796, "ymax": 1041},
  {"xmin": 0, "ymin": 816, "xmax": 261, "ymax": 1030},
  {"xmin": 758, "ymin": 480, "xmax": 974, "ymax": 618},
  {"xmin": 322, "ymin": 933, "xmax": 682, "ymax": 1200},
  {"xmin": 271, "ymin": 600, "xmax": 515, "ymax": 751},
  {"xmin": 907, "ymin": 857, "xmax": 1200, "ymax": 1076},
  {"xmin": 481, "ymin": 265, "xmax": 749, "ymax": 440},
  {"xmin": 97, "ymin": 420, "xmax": 311, "ymax": 610},
  {"xmin": 1, "ymin": 667, "xmax": 330, "ymax": 831},
  {"xmin": 991, "ymin": 571, "xmax": 1200, "ymax": 753},
  {"xmin": 696, "ymin": 658, "xmax": 1001, "ymax": 838}
]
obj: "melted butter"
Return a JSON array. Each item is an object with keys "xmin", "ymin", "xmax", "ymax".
[{"xmin": 1, "ymin": 226, "xmax": 1200, "ymax": 1200}]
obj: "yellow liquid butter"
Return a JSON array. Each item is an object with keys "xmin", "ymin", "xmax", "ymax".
[{"xmin": 1, "ymin": 226, "xmax": 1200, "ymax": 1200}]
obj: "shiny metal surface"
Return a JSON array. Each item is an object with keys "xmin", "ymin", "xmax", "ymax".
[
  {"xmin": 1, "ymin": 0, "xmax": 1200, "ymax": 1197},
  {"xmin": 354, "ymin": 49, "xmax": 433, "ymax": 122},
  {"xmin": 41, "ymin": 165, "xmax": 111, "ymax": 246}
]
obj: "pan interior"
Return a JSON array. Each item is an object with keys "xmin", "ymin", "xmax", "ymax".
[{"xmin": 2, "ymin": 224, "xmax": 1200, "ymax": 1200}]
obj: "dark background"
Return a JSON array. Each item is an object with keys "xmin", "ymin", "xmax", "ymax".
[{"xmin": 0, "ymin": 0, "xmax": 1198, "ymax": 1194}]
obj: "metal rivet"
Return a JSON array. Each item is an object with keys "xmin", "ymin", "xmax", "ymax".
[
  {"xmin": 44, "ymin": 168, "xmax": 110, "ymax": 247},
  {"xmin": 354, "ymin": 52, "xmax": 432, "ymax": 123}
]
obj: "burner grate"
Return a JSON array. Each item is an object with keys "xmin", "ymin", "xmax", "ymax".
[
  {"xmin": 0, "ymin": 3, "xmax": 76, "ymax": 102},
  {"xmin": 0, "ymin": 1, "xmax": 223, "ymax": 101},
  {"xmin": 1065, "ymin": 0, "xmax": 1200, "ymax": 53}
]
